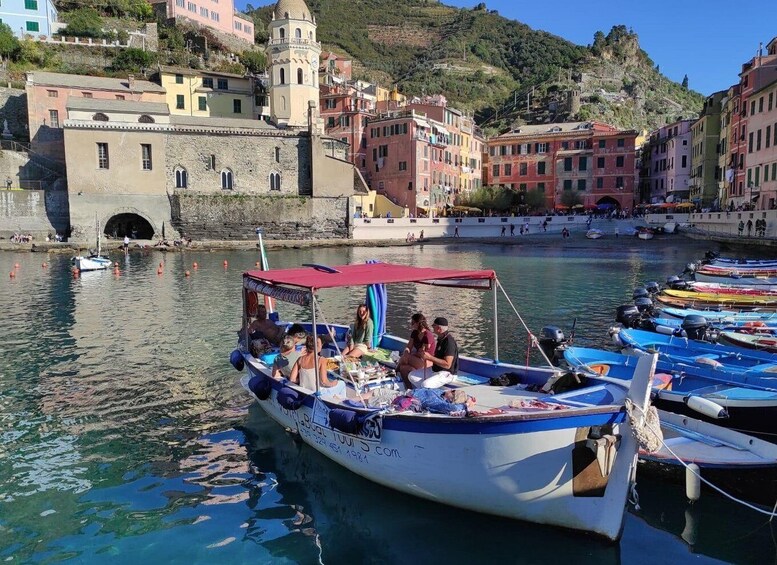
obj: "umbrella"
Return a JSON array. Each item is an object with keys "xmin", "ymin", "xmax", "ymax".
[
  {"xmin": 675, "ymin": 202, "xmax": 694, "ymax": 209},
  {"xmin": 554, "ymin": 204, "xmax": 569, "ymax": 210},
  {"xmin": 572, "ymin": 204, "xmax": 585, "ymax": 209}
]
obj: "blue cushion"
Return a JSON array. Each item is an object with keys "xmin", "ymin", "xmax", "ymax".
[{"xmin": 260, "ymin": 351, "xmax": 280, "ymax": 365}]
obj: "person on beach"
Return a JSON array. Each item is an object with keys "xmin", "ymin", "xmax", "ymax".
[
  {"xmin": 747, "ymin": 219, "xmax": 753, "ymax": 236},
  {"xmin": 510, "ymin": 224, "xmax": 515, "ymax": 236},
  {"xmin": 501, "ymin": 226, "xmax": 506, "ymax": 236},
  {"xmin": 454, "ymin": 225, "xmax": 460, "ymax": 238},
  {"xmin": 738, "ymin": 220, "xmax": 744, "ymax": 236}
]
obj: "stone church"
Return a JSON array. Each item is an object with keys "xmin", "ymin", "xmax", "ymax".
[{"xmin": 62, "ymin": 0, "xmax": 366, "ymax": 242}]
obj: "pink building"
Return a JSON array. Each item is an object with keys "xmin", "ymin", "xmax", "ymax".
[
  {"xmin": 320, "ymin": 82, "xmax": 375, "ymax": 177},
  {"xmin": 647, "ymin": 119, "xmax": 693, "ymax": 202},
  {"xmin": 365, "ymin": 110, "xmax": 448, "ymax": 216},
  {"xmin": 740, "ymin": 38, "xmax": 777, "ymax": 209},
  {"xmin": 745, "ymin": 74, "xmax": 777, "ymax": 210},
  {"xmin": 151, "ymin": 0, "xmax": 254, "ymax": 44},
  {"xmin": 320, "ymin": 52, "xmax": 352, "ymax": 80},
  {"xmin": 25, "ymin": 71, "xmax": 167, "ymax": 164}
]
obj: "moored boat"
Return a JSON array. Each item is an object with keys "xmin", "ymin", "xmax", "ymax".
[
  {"xmin": 586, "ymin": 228, "xmax": 605, "ymax": 239},
  {"xmin": 232, "ymin": 262, "xmax": 655, "ymax": 541},
  {"xmin": 73, "ymin": 215, "xmax": 112, "ymax": 272},
  {"xmin": 718, "ymin": 331, "xmax": 777, "ymax": 353},
  {"xmin": 563, "ymin": 345, "xmax": 777, "ymax": 438}
]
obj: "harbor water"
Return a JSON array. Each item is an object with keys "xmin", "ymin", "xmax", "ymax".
[{"xmin": 1, "ymin": 237, "xmax": 776, "ymax": 563}]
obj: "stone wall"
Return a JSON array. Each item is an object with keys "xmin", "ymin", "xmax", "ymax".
[
  {"xmin": 171, "ymin": 192, "xmax": 351, "ymax": 239},
  {"xmin": 0, "ymin": 87, "xmax": 29, "ymax": 140},
  {"xmin": 0, "ymin": 189, "xmax": 68, "ymax": 237},
  {"xmin": 165, "ymin": 131, "xmax": 311, "ymax": 195},
  {"xmin": 0, "ymin": 149, "xmax": 60, "ymax": 190},
  {"xmin": 68, "ymin": 193, "xmax": 169, "ymax": 242}
]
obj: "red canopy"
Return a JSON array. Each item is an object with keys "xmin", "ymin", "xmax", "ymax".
[{"xmin": 244, "ymin": 262, "xmax": 495, "ymax": 291}]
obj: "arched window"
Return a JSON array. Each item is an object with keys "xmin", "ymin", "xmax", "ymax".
[
  {"xmin": 297, "ymin": 68, "xmax": 303, "ymax": 84},
  {"xmin": 269, "ymin": 171, "xmax": 281, "ymax": 191},
  {"xmin": 221, "ymin": 169, "xmax": 233, "ymax": 190},
  {"xmin": 279, "ymin": 68, "xmax": 285, "ymax": 84},
  {"xmin": 295, "ymin": 28, "xmax": 301, "ymax": 39},
  {"xmin": 175, "ymin": 167, "xmax": 187, "ymax": 188},
  {"xmin": 274, "ymin": 147, "xmax": 280, "ymax": 162},
  {"xmin": 138, "ymin": 114, "xmax": 155, "ymax": 123},
  {"xmin": 309, "ymin": 31, "xmax": 313, "ymax": 39},
  {"xmin": 279, "ymin": 28, "xmax": 285, "ymax": 39},
  {"xmin": 92, "ymin": 113, "xmax": 108, "ymax": 121}
]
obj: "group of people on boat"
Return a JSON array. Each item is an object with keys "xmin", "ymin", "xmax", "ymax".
[{"xmin": 243, "ymin": 301, "xmax": 460, "ymax": 397}]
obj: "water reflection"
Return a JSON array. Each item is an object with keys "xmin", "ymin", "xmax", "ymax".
[{"xmin": 0, "ymin": 240, "xmax": 773, "ymax": 563}]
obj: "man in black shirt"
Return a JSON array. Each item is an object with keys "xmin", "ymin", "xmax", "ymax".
[{"xmin": 408, "ymin": 317, "xmax": 458, "ymax": 388}]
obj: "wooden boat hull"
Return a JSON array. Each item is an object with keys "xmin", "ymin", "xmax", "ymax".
[
  {"xmin": 664, "ymin": 288, "xmax": 777, "ymax": 306},
  {"xmin": 718, "ymin": 331, "xmax": 777, "ymax": 353},
  {"xmin": 693, "ymin": 271, "xmax": 777, "ymax": 287}
]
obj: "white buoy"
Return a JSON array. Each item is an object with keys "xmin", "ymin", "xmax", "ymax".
[
  {"xmin": 684, "ymin": 395, "xmax": 728, "ymax": 419},
  {"xmin": 686, "ymin": 463, "xmax": 701, "ymax": 502}
]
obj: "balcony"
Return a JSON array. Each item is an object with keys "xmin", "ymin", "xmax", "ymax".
[{"xmin": 268, "ymin": 38, "xmax": 321, "ymax": 48}]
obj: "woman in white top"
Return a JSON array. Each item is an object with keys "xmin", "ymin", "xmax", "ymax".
[{"xmin": 290, "ymin": 335, "xmax": 346, "ymax": 398}]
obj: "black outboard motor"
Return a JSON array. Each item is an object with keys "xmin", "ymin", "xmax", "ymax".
[
  {"xmin": 681, "ymin": 315, "xmax": 709, "ymax": 341},
  {"xmin": 616, "ymin": 304, "xmax": 641, "ymax": 327},
  {"xmin": 704, "ymin": 250, "xmax": 720, "ymax": 263},
  {"xmin": 665, "ymin": 275, "xmax": 690, "ymax": 290},
  {"xmin": 538, "ymin": 326, "xmax": 567, "ymax": 365},
  {"xmin": 645, "ymin": 281, "xmax": 660, "ymax": 294},
  {"xmin": 633, "ymin": 287, "xmax": 649, "ymax": 300},
  {"xmin": 634, "ymin": 297, "xmax": 654, "ymax": 314}
]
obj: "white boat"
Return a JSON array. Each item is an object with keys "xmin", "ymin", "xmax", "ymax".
[
  {"xmin": 638, "ymin": 229, "xmax": 654, "ymax": 240},
  {"xmin": 586, "ymin": 229, "xmax": 605, "ymax": 239},
  {"xmin": 639, "ymin": 410, "xmax": 777, "ymax": 504},
  {"xmin": 231, "ymin": 262, "xmax": 655, "ymax": 541},
  {"xmin": 663, "ymin": 222, "xmax": 677, "ymax": 234},
  {"xmin": 73, "ymin": 215, "xmax": 112, "ymax": 272}
]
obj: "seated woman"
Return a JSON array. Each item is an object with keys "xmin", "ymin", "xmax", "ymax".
[
  {"xmin": 341, "ymin": 304, "xmax": 374, "ymax": 359},
  {"xmin": 290, "ymin": 335, "xmax": 346, "ymax": 398},
  {"xmin": 398, "ymin": 313, "xmax": 436, "ymax": 385},
  {"xmin": 286, "ymin": 323, "xmax": 308, "ymax": 350},
  {"xmin": 272, "ymin": 335, "xmax": 302, "ymax": 379}
]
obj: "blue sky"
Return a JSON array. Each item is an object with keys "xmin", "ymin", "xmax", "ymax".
[{"xmin": 242, "ymin": 0, "xmax": 775, "ymax": 96}]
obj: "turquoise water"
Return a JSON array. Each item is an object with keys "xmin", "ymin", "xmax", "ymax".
[{"xmin": 0, "ymin": 239, "xmax": 774, "ymax": 563}]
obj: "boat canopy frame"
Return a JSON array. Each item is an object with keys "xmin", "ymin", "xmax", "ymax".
[{"xmin": 242, "ymin": 263, "xmax": 501, "ymax": 396}]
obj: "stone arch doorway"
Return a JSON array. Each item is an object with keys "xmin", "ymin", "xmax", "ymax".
[{"xmin": 104, "ymin": 213, "xmax": 154, "ymax": 239}]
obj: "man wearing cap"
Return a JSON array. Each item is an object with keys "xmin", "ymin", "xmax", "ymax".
[{"xmin": 407, "ymin": 317, "xmax": 458, "ymax": 389}]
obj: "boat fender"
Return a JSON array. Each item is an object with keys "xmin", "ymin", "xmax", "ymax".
[
  {"xmin": 277, "ymin": 386, "xmax": 305, "ymax": 410},
  {"xmin": 683, "ymin": 395, "xmax": 728, "ymax": 419},
  {"xmin": 248, "ymin": 376, "xmax": 272, "ymax": 400},
  {"xmin": 329, "ymin": 408, "xmax": 365, "ymax": 435},
  {"xmin": 230, "ymin": 349, "xmax": 245, "ymax": 371}
]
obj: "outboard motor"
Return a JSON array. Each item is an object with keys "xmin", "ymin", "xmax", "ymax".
[
  {"xmin": 704, "ymin": 250, "xmax": 720, "ymax": 263},
  {"xmin": 684, "ymin": 262, "xmax": 697, "ymax": 274},
  {"xmin": 615, "ymin": 304, "xmax": 641, "ymax": 327},
  {"xmin": 538, "ymin": 326, "xmax": 567, "ymax": 365},
  {"xmin": 645, "ymin": 281, "xmax": 660, "ymax": 294},
  {"xmin": 681, "ymin": 315, "xmax": 709, "ymax": 341},
  {"xmin": 669, "ymin": 279, "xmax": 690, "ymax": 290},
  {"xmin": 634, "ymin": 297, "xmax": 654, "ymax": 314},
  {"xmin": 632, "ymin": 287, "xmax": 649, "ymax": 300}
]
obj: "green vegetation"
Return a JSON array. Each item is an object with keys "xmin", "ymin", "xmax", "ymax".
[
  {"xmin": 246, "ymin": 1, "xmax": 702, "ymax": 131},
  {"xmin": 57, "ymin": 0, "xmax": 154, "ymax": 21},
  {"xmin": 240, "ymin": 50, "xmax": 267, "ymax": 74},
  {"xmin": 111, "ymin": 48, "xmax": 156, "ymax": 72},
  {"xmin": 0, "ymin": 23, "xmax": 20, "ymax": 59},
  {"xmin": 62, "ymin": 7, "xmax": 106, "ymax": 38}
]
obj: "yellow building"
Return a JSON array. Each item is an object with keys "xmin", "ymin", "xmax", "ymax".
[{"xmin": 157, "ymin": 66, "xmax": 259, "ymax": 120}]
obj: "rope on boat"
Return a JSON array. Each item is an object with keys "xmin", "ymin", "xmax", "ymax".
[
  {"xmin": 312, "ymin": 305, "xmax": 369, "ymax": 408},
  {"xmin": 496, "ymin": 279, "xmax": 556, "ymax": 368},
  {"xmin": 626, "ymin": 399, "xmax": 777, "ymax": 518}
]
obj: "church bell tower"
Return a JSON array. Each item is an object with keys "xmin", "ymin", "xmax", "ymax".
[{"xmin": 268, "ymin": 0, "xmax": 321, "ymax": 128}]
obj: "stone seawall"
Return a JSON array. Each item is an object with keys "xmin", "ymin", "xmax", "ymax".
[
  {"xmin": 0, "ymin": 189, "xmax": 68, "ymax": 237},
  {"xmin": 171, "ymin": 192, "xmax": 351, "ymax": 240}
]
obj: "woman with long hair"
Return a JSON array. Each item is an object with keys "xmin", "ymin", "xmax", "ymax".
[
  {"xmin": 342, "ymin": 304, "xmax": 374, "ymax": 358},
  {"xmin": 290, "ymin": 334, "xmax": 346, "ymax": 398},
  {"xmin": 397, "ymin": 312, "xmax": 436, "ymax": 387}
]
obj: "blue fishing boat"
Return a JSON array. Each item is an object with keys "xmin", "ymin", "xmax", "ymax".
[
  {"xmin": 660, "ymin": 306, "xmax": 777, "ymax": 323},
  {"xmin": 612, "ymin": 327, "xmax": 777, "ymax": 380},
  {"xmin": 563, "ymin": 346, "xmax": 777, "ymax": 438},
  {"xmin": 230, "ymin": 262, "xmax": 655, "ymax": 541}
]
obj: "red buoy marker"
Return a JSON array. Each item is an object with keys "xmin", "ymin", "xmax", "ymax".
[
  {"xmin": 193, "ymin": 262, "xmax": 198, "ymax": 269},
  {"xmin": 185, "ymin": 270, "xmax": 191, "ymax": 277}
]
